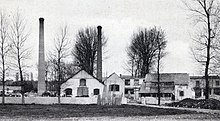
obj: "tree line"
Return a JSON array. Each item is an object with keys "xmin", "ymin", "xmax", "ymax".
[
  {"xmin": 1, "ymin": 0, "xmax": 219, "ymax": 105},
  {"xmin": 0, "ymin": 9, "xmax": 167, "ymax": 105}
]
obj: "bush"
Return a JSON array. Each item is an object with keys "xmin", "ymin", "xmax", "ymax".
[{"xmin": 166, "ymin": 98, "xmax": 220, "ymax": 110}]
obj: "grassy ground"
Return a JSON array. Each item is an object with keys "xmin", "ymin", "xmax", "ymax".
[{"xmin": 0, "ymin": 104, "xmax": 201, "ymax": 119}]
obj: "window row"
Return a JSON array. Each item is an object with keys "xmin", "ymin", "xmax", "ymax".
[
  {"xmin": 196, "ymin": 80, "xmax": 220, "ymax": 87},
  {"xmin": 64, "ymin": 88, "xmax": 100, "ymax": 97},
  {"xmin": 125, "ymin": 79, "xmax": 140, "ymax": 86}
]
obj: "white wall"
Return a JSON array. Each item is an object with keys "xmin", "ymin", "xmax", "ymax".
[
  {"xmin": 141, "ymin": 97, "xmax": 172, "ymax": 105},
  {"xmin": 104, "ymin": 73, "xmax": 125, "ymax": 97},
  {"xmin": 61, "ymin": 70, "xmax": 104, "ymax": 97},
  {"xmin": 0, "ymin": 97, "xmax": 98, "ymax": 104},
  {"xmin": 175, "ymin": 85, "xmax": 195, "ymax": 101}
]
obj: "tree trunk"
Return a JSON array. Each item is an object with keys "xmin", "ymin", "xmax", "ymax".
[
  {"xmin": 157, "ymin": 47, "xmax": 161, "ymax": 105},
  {"xmin": 205, "ymin": 7, "xmax": 211, "ymax": 100},
  {"xmin": 1, "ymin": 36, "xmax": 5, "ymax": 105},
  {"xmin": 131, "ymin": 59, "xmax": 134, "ymax": 77},
  {"xmin": 19, "ymin": 66, "xmax": 25, "ymax": 104},
  {"xmin": 2, "ymin": 60, "xmax": 5, "ymax": 105},
  {"xmin": 57, "ymin": 57, "xmax": 61, "ymax": 104}
]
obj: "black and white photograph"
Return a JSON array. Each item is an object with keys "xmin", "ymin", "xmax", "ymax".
[{"xmin": 0, "ymin": 0, "xmax": 220, "ymax": 120}]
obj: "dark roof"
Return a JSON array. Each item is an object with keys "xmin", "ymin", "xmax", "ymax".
[
  {"xmin": 145, "ymin": 73, "xmax": 190, "ymax": 85},
  {"xmin": 120, "ymin": 75, "xmax": 144, "ymax": 79},
  {"xmin": 190, "ymin": 75, "xmax": 220, "ymax": 80}
]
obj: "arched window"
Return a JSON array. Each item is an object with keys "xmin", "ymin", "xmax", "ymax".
[
  {"xmin": 80, "ymin": 79, "xmax": 86, "ymax": 86},
  {"xmin": 94, "ymin": 89, "xmax": 100, "ymax": 95},
  {"xmin": 109, "ymin": 84, "xmax": 120, "ymax": 91},
  {"xmin": 65, "ymin": 88, "xmax": 72, "ymax": 96}
]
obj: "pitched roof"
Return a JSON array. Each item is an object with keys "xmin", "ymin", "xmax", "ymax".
[
  {"xmin": 67, "ymin": 69, "xmax": 104, "ymax": 84},
  {"xmin": 190, "ymin": 75, "xmax": 220, "ymax": 80},
  {"xmin": 120, "ymin": 75, "xmax": 144, "ymax": 79},
  {"xmin": 103, "ymin": 72, "xmax": 124, "ymax": 83},
  {"xmin": 145, "ymin": 73, "xmax": 190, "ymax": 85}
]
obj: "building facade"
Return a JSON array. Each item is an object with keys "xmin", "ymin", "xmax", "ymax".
[
  {"xmin": 120, "ymin": 75, "xmax": 145, "ymax": 101},
  {"xmin": 103, "ymin": 73, "xmax": 125, "ymax": 105},
  {"xmin": 139, "ymin": 73, "xmax": 194, "ymax": 104},
  {"xmin": 190, "ymin": 76, "xmax": 220, "ymax": 99},
  {"xmin": 61, "ymin": 70, "xmax": 104, "ymax": 98}
]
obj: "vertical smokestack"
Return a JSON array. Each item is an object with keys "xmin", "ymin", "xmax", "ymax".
[
  {"xmin": 97, "ymin": 26, "xmax": 102, "ymax": 81},
  {"xmin": 38, "ymin": 18, "xmax": 46, "ymax": 95}
]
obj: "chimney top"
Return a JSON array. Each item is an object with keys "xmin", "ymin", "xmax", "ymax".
[
  {"xmin": 97, "ymin": 26, "xmax": 102, "ymax": 29},
  {"xmin": 39, "ymin": 18, "xmax": 44, "ymax": 22}
]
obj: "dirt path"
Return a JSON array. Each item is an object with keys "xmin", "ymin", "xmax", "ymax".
[{"xmin": 128, "ymin": 103, "xmax": 220, "ymax": 114}]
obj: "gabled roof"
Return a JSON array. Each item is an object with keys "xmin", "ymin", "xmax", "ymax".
[
  {"xmin": 145, "ymin": 73, "xmax": 190, "ymax": 85},
  {"xmin": 67, "ymin": 69, "xmax": 104, "ymax": 84},
  {"xmin": 103, "ymin": 72, "xmax": 124, "ymax": 83}
]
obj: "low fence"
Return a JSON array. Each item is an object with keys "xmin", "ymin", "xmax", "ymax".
[
  {"xmin": 141, "ymin": 97, "xmax": 172, "ymax": 105},
  {"xmin": 0, "ymin": 97, "xmax": 98, "ymax": 104}
]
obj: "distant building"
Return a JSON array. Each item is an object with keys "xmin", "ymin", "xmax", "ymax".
[
  {"xmin": 120, "ymin": 75, "xmax": 145, "ymax": 101},
  {"xmin": 190, "ymin": 76, "xmax": 220, "ymax": 99},
  {"xmin": 139, "ymin": 73, "xmax": 194, "ymax": 104},
  {"xmin": 0, "ymin": 86, "xmax": 21, "ymax": 96}
]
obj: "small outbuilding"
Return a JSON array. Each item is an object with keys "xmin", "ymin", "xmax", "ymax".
[
  {"xmin": 102, "ymin": 73, "xmax": 126, "ymax": 105},
  {"xmin": 61, "ymin": 70, "xmax": 104, "ymax": 98}
]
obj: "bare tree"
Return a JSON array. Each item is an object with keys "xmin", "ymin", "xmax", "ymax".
[
  {"xmin": 0, "ymin": 10, "xmax": 10, "ymax": 105},
  {"xmin": 155, "ymin": 29, "xmax": 167, "ymax": 105},
  {"xmin": 126, "ymin": 27, "xmax": 165, "ymax": 77},
  {"xmin": 50, "ymin": 25, "xmax": 70, "ymax": 104},
  {"xmin": 183, "ymin": 0, "xmax": 220, "ymax": 99},
  {"xmin": 9, "ymin": 11, "xmax": 30, "ymax": 104},
  {"xmin": 72, "ymin": 27, "xmax": 107, "ymax": 76},
  {"xmin": 123, "ymin": 60, "xmax": 135, "ymax": 77}
]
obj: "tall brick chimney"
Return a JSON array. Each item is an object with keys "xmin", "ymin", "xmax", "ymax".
[
  {"xmin": 97, "ymin": 26, "xmax": 102, "ymax": 81},
  {"xmin": 38, "ymin": 18, "xmax": 46, "ymax": 96}
]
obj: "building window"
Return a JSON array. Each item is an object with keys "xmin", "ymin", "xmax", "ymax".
[
  {"xmin": 125, "ymin": 88, "xmax": 134, "ymax": 94},
  {"xmin": 125, "ymin": 79, "xmax": 130, "ymax": 85},
  {"xmin": 65, "ymin": 88, "xmax": 72, "ymax": 96},
  {"xmin": 134, "ymin": 79, "xmax": 139, "ymax": 86},
  {"xmin": 164, "ymin": 93, "xmax": 171, "ymax": 97},
  {"xmin": 216, "ymin": 81, "xmax": 220, "ymax": 86},
  {"xmin": 196, "ymin": 81, "xmax": 200, "ymax": 87},
  {"xmin": 195, "ymin": 88, "xmax": 202, "ymax": 98},
  {"xmin": 179, "ymin": 91, "xmax": 184, "ymax": 96},
  {"xmin": 94, "ymin": 89, "xmax": 100, "ymax": 95},
  {"xmin": 80, "ymin": 79, "xmax": 86, "ymax": 86},
  {"xmin": 77, "ymin": 87, "xmax": 89, "ymax": 97},
  {"xmin": 164, "ymin": 82, "xmax": 173, "ymax": 86},
  {"xmin": 109, "ymin": 84, "xmax": 120, "ymax": 91},
  {"xmin": 214, "ymin": 88, "xmax": 220, "ymax": 95}
]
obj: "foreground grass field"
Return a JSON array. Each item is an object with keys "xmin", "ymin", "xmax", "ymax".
[{"xmin": 0, "ymin": 104, "xmax": 200, "ymax": 119}]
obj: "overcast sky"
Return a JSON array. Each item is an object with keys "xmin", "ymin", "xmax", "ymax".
[{"xmin": 0, "ymin": 0, "xmax": 201, "ymax": 78}]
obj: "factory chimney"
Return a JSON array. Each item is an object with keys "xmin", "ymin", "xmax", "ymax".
[
  {"xmin": 97, "ymin": 26, "xmax": 102, "ymax": 81},
  {"xmin": 38, "ymin": 18, "xmax": 46, "ymax": 96}
]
